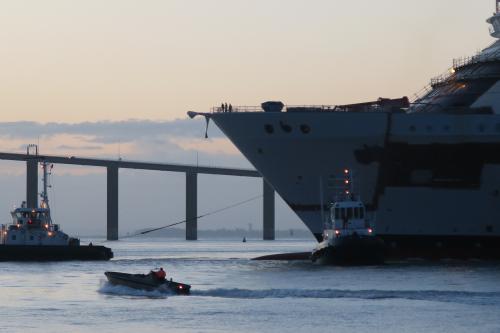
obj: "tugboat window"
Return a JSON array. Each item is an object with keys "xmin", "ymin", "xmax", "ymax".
[
  {"xmin": 347, "ymin": 208, "xmax": 353, "ymax": 219},
  {"xmin": 264, "ymin": 124, "xmax": 274, "ymax": 134}
]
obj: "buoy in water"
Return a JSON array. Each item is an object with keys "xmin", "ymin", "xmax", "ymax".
[{"xmin": 242, "ymin": 237, "xmax": 247, "ymax": 243}]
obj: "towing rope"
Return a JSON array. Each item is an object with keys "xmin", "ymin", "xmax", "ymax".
[{"xmin": 121, "ymin": 194, "xmax": 262, "ymax": 239}]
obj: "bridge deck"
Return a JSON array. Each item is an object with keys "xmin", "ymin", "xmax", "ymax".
[{"xmin": 0, "ymin": 152, "xmax": 260, "ymax": 177}]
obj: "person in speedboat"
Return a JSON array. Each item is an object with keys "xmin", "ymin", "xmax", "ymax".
[{"xmin": 151, "ymin": 267, "xmax": 166, "ymax": 281}]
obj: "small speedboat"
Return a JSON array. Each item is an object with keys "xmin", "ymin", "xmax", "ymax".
[{"xmin": 104, "ymin": 271, "xmax": 191, "ymax": 295}]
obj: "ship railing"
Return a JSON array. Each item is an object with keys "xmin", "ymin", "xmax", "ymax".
[
  {"xmin": 211, "ymin": 106, "xmax": 263, "ymax": 113},
  {"xmin": 211, "ymin": 104, "xmax": 388, "ymax": 114},
  {"xmin": 410, "ymin": 84, "xmax": 433, "ymax": 103},
  {"xmin": 415, "ymin": 48, "xmax": 500, "ymax": 100},
  {"xmin": 452, "ymin": 50, "xmax": 500, "ymax": 70}
]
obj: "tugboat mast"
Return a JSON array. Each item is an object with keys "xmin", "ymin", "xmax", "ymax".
[{"xmin": 40, "ymin": 161, "xmax": 53, "ymax": 216}]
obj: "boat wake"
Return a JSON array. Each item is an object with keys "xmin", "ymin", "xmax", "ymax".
[
  {"xmin": 191, "ymin": 288, "xmax": 500, "ymax": 305},
  {"xmin": 98, "ymin": 281, "xmax": 171, "ymax": 298}
]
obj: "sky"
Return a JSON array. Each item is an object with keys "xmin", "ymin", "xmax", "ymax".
[
  {"xmin": 0, "ymin": 0, "xmax": 496, "ymax": 236},
  {"xmin": 0, "ymin": 0, "xmax": 494, "ymax": 122}
]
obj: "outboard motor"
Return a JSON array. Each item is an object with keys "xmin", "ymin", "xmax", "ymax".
[{"xmin": 261, "ymin": 101, "xmax": 284, "ymax": 112}]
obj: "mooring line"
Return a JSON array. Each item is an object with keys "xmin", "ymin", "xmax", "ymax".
[{"xmin": 119, "ymin": 194, "xmax": 263, "ymax": 239}]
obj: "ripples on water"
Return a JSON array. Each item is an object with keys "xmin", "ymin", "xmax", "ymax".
[{"xmin": 2, "ymin": 238, "xmax": 500, "ymax": 333}]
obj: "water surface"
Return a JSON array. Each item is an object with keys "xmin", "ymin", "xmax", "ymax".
[{"xmin": 1, "ymin": 238, "xmax": 499, "ymax": 333}]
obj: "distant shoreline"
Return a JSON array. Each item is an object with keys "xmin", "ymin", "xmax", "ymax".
[{"xmin": 78, "ymin": 228, "xmax": 315, "ymax": 240}]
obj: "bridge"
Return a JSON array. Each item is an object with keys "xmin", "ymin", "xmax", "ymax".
[{"xmin": 0, "ymin": 151, "xmax": 276, "ymax": 241}]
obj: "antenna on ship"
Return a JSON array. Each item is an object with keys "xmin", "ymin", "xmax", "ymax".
[{"xmin": 487, "ymin": 0, "xmax": 500, "ymax": 38}]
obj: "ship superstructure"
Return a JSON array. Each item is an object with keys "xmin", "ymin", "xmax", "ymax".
[{"xmin": 189, "ymin": 2, "xmax": 500, "ymax": 258}]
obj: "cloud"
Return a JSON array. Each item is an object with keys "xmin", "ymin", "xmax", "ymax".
[
  {"xmin": 0, "ymin": 118, "xmax": 224, "ymax": 144},
  {"xmin": 0, "ymin": 119, "xmax": 251, "ymax": 174},
  {"xmin": 56, "ymin": 144, "xmax": 102, "ymax": 150}
]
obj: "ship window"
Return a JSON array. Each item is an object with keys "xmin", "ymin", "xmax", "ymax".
[
  {"xmin": 30, "ymin": 236, "xmax": 34, "ymax": 241},
  {"xmin": 300, "ymin": 124, "xmax": 311, "ymax": 134},
  {"xmin": 486, "ymin": 225, "xmax": 493, "ymax": 233},
  {"xmin": 335, "ymin": 208, "xmax": 340, "ymax": 220},
  {"xmin": 426, "ymin": 125, "xmax": 432, "ymax": 132},
  {"xmin": 354, "ymin": 207, "xmax": 359, "ymax": 219},
  {"xmin": 409, "ymin": 125, "xmax": 416, "ymax": 132},
  {"xmin": 257, "ymin": 148, "xmax": 263, "ymax": 154},
  {"xmin": 264, "ymin": 124, "xmax": 274, "ymax": 134},
  {"xmin": 11, "ymin": 235, "xmax": 16, "ymax": 240},
  {"xmin": 347, "ymin": 208, "xmax": 353, "ymax": 219},
  {"xmin": 443, "ymin": 125, "xmax": 450, "ymax": 132},
  {"xmin": 360, "ymin": 208, "xmax": 365, "ymax": 219},
  {"xmin": 496, "ymin": 124, "xmax": 500, "ymax": 132},
  {"xmin": 478, "ymin": 124, "xmax": 485, "ymax": 132}
]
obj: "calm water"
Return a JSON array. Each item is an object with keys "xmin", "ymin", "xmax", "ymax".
[{"xmin": 1, "ymin": 238, "xmax": 500, "ymax": 333}]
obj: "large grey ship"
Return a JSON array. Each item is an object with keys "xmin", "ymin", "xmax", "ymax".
[{"xmin": 190, "ymin": 2, "xmax": 500, "ymax": 258}]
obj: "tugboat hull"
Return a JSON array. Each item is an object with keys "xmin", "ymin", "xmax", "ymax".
[
  {"xmin": 0, "ymin": 245, "xmax": 113, "ymax": 261},
  {"xmin": 311, "ymin": 236, "xmax": 385, "ymax": 265}
]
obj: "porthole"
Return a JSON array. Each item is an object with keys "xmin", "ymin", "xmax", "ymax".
[
  {"xmin": 300, "ymin": 124, "xmax": 311, "ymax": 134},
  {"xmin": 279, "ymin": 121, "xmax": 292, "ymax": 133},
  {"xmin": 264, "ymin": 124, "xmax": 274, "ymax": 134}
]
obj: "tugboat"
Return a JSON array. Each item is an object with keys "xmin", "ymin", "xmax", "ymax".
[
  {"xmin": 311, "ymin": 169, "xmax": 385, "ymax": 265},
  {"xmin": 105, "ymin": 271, "xmax": 191, "ymax": 295},
  {"xmin": 0, "ymin": 159, "xmax": 113, "ymax": 261}
]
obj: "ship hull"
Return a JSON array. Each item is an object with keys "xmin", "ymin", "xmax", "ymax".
[
  {"xmin": 210, "ymin": 111, "xmax": 500, "ymax": 258},
  {"xmin": 0, "ymin": 245, "xmax": 113, "ymax": 261}
]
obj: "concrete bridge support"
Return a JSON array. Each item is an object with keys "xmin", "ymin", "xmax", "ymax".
[
  {"xmin": 263, "ymin": 179, "xmax": 275, "ymax": 240},
  {"xmin": 107, "ymin": 166, "xmax": 119, "ymax": 241},
  {"xmin": 26, "ymin": 159, "xmax": 38, "ymax": 208},
  {"xmin": 186, "ymin": 172, "xmax": 198, "ymax": 240}
]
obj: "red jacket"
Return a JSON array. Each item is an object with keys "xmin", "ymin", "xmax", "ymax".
[{"xmin": 155, "ymin": 269, "xmax": 166, "ymax": 279}]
